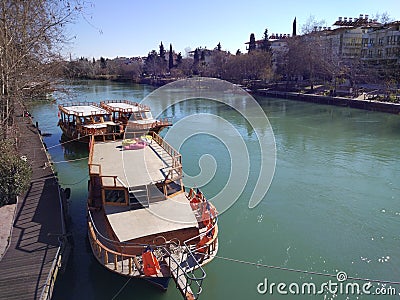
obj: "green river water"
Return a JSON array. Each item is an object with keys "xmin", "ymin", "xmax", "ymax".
[{"xmin": 28, "ymin": 80, "xmax": 400, "ymax": 300}]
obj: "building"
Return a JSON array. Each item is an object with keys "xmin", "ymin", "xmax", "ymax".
[
  {"xmin": 244, "ymin": 33, "xmax": 290, "ymax": 72},
  {"xmin": 361, "ymin": 21, "xmax": 400, "ymax": 66}
]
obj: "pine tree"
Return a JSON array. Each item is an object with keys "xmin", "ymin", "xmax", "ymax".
[
  {"xmin": 169, "ymin": 43, "xmax": 174, "ymax": 70},
  {"xmin": 193, "ymin": 48, "xmax": 200, "ymax": 63},
  {"xmin": 217, "ymin": 42, "xmax": 221, "ymax": 51},
  {"xmin": 159, "ymin": 42, "xmax": 165, "ymax": 60},
  {"xmin": 261, "ymin": 28, "xmax": 271, "ymax": 52},
  {"xmin": 200, "ymin": 50, "xmax": 205, "ymax": 61},
  {"xmin": 100, "ymin": 57, "xmax": 107, "ymax": 69},
  {"xmin": 293, "ymin": 17, "xmax": 297, "ymax": 36},
  {"xmin": 248, "ymin": 33, "xmax": 256, "ymax": 53},
  {"xmin": 176, "ymin": 52, "xmax": 183, "ymax": 65}
]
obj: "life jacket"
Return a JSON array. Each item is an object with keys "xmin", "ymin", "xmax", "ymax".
[
  {"xmin": 196, "ymin": 231, "xmax": 213, "ymax": 253},
  {"xmin": 190, "ymin": 195, "xmax": 202, "ymax": 210},
  {"xmin": 201, "ymin": 201, "xmax": 216, "ymax": 226},
  {"xmin": 142, "ymin": 250, "xmax": 160, "ymax": 276}
]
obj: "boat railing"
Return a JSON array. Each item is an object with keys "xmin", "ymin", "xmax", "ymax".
[
  {"xmin": 183, "ymin": 216, "xmax": 218, "ymax": 262},
  {"xmin": 165, "ymin": 166, "xmax": 183, "ymax": 182},
  {"xmin": 101, "ymin": 100, "xmax": 150, "ymax": 112},
  {"xmin": 89, "ymin": 163, "xmax": 101, "ymax": 176},
  {"xmin": 125, "ymin": 118, "xmax": 172, "ymax": 131},
  {"xmin": 151, "ymin": 132, "xmax": 182, "ymax": 168},
  {"xmin": 59, "ymin": 102, "xmax": 107, "ymax": 117},
  {"xmin": 183, "ymin": 197, "xmax": 219, "ymax": 262},
  {"xmin": 88, "ymin": 219, "xmax": 143, "ymax": 275},
  {"xmin": 88, "ymin": 136, "xmax": 95, "ymax": 163},
  {"xmin": 100, "ymin": 175, "xmax": 120, "ymax": 188},
  {"xmin": 88, "ymin": 210, "xmax": 207, "ymax": 299}
]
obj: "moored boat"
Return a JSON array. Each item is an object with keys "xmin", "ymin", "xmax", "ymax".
[
  {"xmin": 58, "ymin": 102, "xmax": 120, "ymax": 142},
  {"xmin": 58, "ymin": 100, "xmax": 172, "ymax": 142},
  {"xmin": 87, "ymin": 131, "xmax": 218, "ymax": 299},
  {"xmin": 100, "ymin": 100, "xmax": 172, "ymax": 134}
]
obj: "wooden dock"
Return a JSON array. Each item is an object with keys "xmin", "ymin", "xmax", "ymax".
[{"xmin": 0, "ymin": 111, "xmax": 64, "ymax": 299}]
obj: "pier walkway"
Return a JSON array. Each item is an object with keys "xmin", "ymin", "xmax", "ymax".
[{"xmin": 0, "ymin": 110, "xmax": 64, "ymax": 299}]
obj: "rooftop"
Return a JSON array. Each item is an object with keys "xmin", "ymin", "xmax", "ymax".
[
  {"xmin": 105, "ymin": 193, "xmax": 198, "ymax": 242},
  {"xmin": 60, "ymin": 104, "xmax": 109, "ymax": 117}
]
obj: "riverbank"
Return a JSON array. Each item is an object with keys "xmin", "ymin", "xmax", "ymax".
[
  {"xmin": 255, "ymin": 89, "xmax": 400, "ymax": 114},
  {"xmin": 0, "ymin": 104, "xmax": 67, "ymax": 300}
]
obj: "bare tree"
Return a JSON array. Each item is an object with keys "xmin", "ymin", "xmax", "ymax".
[
  {"xmin": 0, "ymin": 0, "xmax": 84, "ymax": 138},
  {"xmin": 301, "ymin": 15, "xmax": 326, "ymax": 34},
  {"xmin": 224, "ymin": 51, "xmax": 273, "ymax": 83},
  {"xmin": 372, "ymin": 11, "xmax": 393, "ymax": 23}
]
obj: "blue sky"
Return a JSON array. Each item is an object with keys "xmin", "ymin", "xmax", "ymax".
[{"xmin": 65, "ymin": 0, "xmax": 400, "ymax": 59}]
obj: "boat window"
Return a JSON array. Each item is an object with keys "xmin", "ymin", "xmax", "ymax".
[
  {"xmin": 93, "ymin": 115, "xmax": 101, "ymax": 123},
  {"xmin": 104, "ymin": 189, "xmax": 126, "ymax": 204},
  {"xmin": 103, "ymin": 114, "xmax": 111, "ymax": 122},
  {"xmin": 143, "ymin": 111, "xmax": 152, "ymax": 119}
]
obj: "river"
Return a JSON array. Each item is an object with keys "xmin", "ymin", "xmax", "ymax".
[{"xmin": 28, "ymin": 80, "xmax": 400, "ymax": 299}]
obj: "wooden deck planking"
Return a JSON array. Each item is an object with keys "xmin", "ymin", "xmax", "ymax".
[{"xmin": 0, "ymin": 113, "xmax": 63, "ymax": 300}]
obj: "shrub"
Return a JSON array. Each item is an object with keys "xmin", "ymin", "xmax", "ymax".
[{"xmin": 0, "ymin": 140, "xmax": 32, "ymax": 206}]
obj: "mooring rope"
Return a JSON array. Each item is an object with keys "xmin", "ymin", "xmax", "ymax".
[
  {"xmin": 58, "ymin": 175, "xmax": 89, "ymax": 186},
  {"xmin": 212, "ymin": 254, "xmax": 400, "ymax": 285},
  {"xmin": 111, "ymin": 277, "xmax": 132, "ymax": 300},
  {"xmin": 46, "ymin": 134, "xmax": 91, "ymax": 149},
  {"xmin": 51, "ymin": 156, "xmax": 89, "ymax": 164}
]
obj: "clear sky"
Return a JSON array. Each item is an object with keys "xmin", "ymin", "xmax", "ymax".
[{"xmin": 65, "ymin": 0, "xmax": 400, "ymax": 59}]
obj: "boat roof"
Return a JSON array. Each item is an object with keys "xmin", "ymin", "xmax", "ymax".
[
  {"xmin": 59, "ymin": 104, "xmax": 109, "ymax": 117},
  {"xmin": 91, "ymin": 140, "xmax": 197, "ymax": 241},
  {"xmin": 103, "ymin": 102, "xmax": 141, "ymax": 112},
  {"xmin": 105, "ymin": 193, "xmax": 198, "ymax": 242},
  {"xmin": 91, "ymin": 140, "xmax": 169, "ymax": 187},
  {"xmin": 101, "ymin": 100, "xmax": 150, "ymax": 113}
]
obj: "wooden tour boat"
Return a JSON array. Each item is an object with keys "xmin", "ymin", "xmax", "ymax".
[
  {"xmin": 87, "ymin": 130, "xmax": 219, "ymax": 299},
  {"xmin": 100, "ymin": 100, "xmax": 172, "ymax": 133},
  {"xmin": 58, "ymin": 100, "xmax": 172, "ymax": 142}
]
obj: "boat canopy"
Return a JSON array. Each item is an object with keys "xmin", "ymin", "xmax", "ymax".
[{"xmin": 60, "ymin": 104, "xmax": 109, "ymax": 117}]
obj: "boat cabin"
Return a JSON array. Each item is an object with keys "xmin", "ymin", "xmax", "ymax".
[
  {"xmin": 100, "ymin": 100, "xmax": 172, "ymax": 133},
  {"xmin": 58, "ymin": 102, "xmax": 120, "ymax": 141}
]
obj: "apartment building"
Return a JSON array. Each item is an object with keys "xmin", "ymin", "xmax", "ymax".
[{"xmin": 361, "ymin": 21, "xmax": 400, "ymax": 65}]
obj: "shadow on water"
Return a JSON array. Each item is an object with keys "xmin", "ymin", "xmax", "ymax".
[{"xmin": 60, "ymin": 135, "xmax": 89, "ymax": 161}]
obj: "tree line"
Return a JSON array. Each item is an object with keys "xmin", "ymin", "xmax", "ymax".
[
  {"xmin": 0, "ymin": 0, "xmax": 84, "ymax": 206},
  {"xmin": 64, "ymin": 41, "xmax": 275, "ymax": 85}
]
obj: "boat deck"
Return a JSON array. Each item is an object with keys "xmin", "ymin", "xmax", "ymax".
[
  {"xmin": 105, "ymin": 193, "xmax": 198, "ymax": 242},
  {"xmin": 92, "ymin": 140, "xmax": 197, "ymax": 242},
  {"xmin": 92, "ymin": 140, "xmax": 172, "ymax": 187}
]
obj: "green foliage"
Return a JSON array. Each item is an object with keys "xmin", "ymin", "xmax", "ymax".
[{"xmin": 0, "ymin": 140, "xmax": 32, "ymax": 206}]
